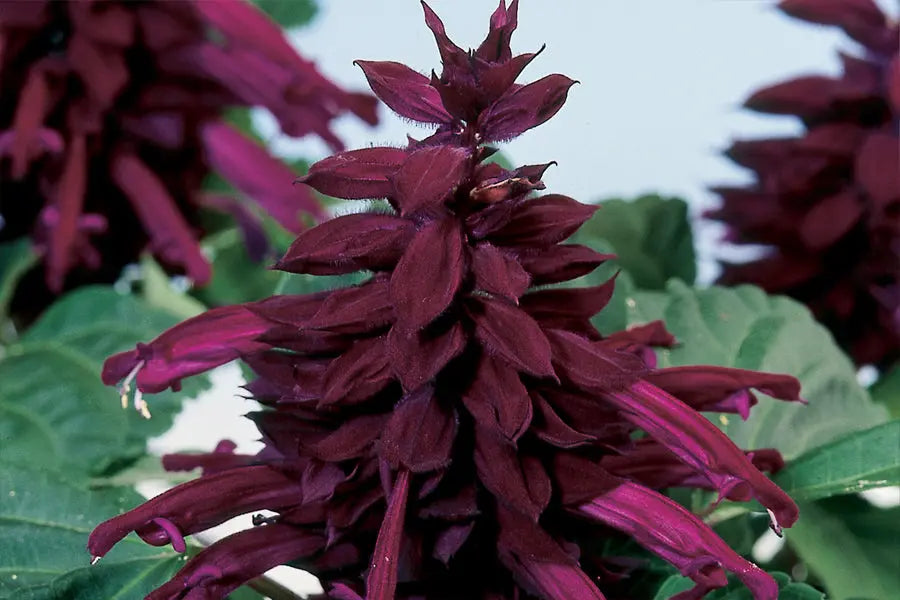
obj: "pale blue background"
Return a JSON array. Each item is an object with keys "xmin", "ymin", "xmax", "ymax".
[{"xmin": 254, "ymin": 0, "xmax": 895, "ymax": 282}]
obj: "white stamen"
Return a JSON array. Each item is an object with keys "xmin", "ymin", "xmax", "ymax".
[
  {"xmin": 116, "ymin": 361, "xmax": 150, "ymax": 418},
  {"xmin": 766, "ymin": 508, "xmax": 783, "ymax": 537},
  {"xmin": 90, "ymin": 556, "xmax": 101, "ymax": 566}
]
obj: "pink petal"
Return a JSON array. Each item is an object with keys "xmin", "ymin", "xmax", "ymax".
[
  {"xmin": 110, "ymin": 150, "xmax": 212, "ymax": 284},
  {"xmin": 202, "ymin": 121, "xmax": 324, "ymax": 230},
  {"xmin": 578, "ymin": 481, "xmax": 779, "ymax": 600}
]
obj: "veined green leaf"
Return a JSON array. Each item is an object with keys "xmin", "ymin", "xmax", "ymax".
[
  {"xmin": 7, "ymin": 287, "xmax": 209, "ymax": 475},
  {"xmin": 774, "ymin": 421, "xmax": 900, "ymax": 500},
  {"xmin": 620, "ymin": 281, "xmax": 887, "ymax": 459},
  {"xmin": 653, "ymin": 571, "xmax": 824, "ymax": 599},
  {"xmin": 787, "ymin": 497, "xmax": 900, "ymax": 600},
  {"xmin": 0, "ymin": 462, "xmax": 183, "ymax": 599},
  {"xmin": 573, "ymin": 195, "xmax": 696, "ymax": 289}
]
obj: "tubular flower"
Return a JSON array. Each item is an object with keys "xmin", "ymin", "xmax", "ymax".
[
  {"xmin": 0, "ymin": 0, "xmax": 377, "ymax": 292},
  {"xmin": 707, "ymin": 0, "xmax": 900, "ymax": 366},
  {"xmin": 92, "ymin": 3, "xmax": 803, "ymax": 599}
]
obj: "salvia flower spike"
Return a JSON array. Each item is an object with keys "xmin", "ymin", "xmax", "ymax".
[
  {"xmin": 92, "ymin": 3, "xmax": 803, "ymax": 599},
  {"xmin": 707, "ymin": 0, "xmax": 900, "ymax": 367},
  {"xmin": 0, "ymin": 0, "xmax": 377, "ymax": 292}
]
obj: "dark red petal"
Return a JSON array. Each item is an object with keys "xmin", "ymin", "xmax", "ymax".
[
  {"xmin": 434, "ymin": 522, "xmax": 475, "ymax": 565},
  {"xmin": 552, "ymin": 454, "xmax": 620, "ymax": 507},
  {"xmin": 489, "ymin": 194, "xmax": 598, "ymax": 247},
  {"xmin": 110, "ymin": 151, "xmax": 211, "ymax": 284},
  {"xmin": 307, "ymin": 414, "xmax": 388, "ymax": 461},
  {"xmin": 391, "ymin": 146, "xmax": 469, "ymax": 215},
  {"xmin": 462, "ymin": 355, "xmax": 533, "ymax": 441},
  {"xmin": 297, "ymin": 147, "xmax": 408, "ymax": 200},
  {"xmin": 530, "ymin": 390, "xmax": 595, "ymax": 448},
  {"xmin": 380, "ymin": 385, "xmax": 457, "ymax": 472},
  {"xmin": 855, "ymin": 132, "xmax": 900, "ymax": 210},
  {"xmin": 421, "ymin": 2, "xmax": 468, "ymax": 74},
  {"xmin": 644, "ymin": 366, "xmax": 802, "ymax": 419},
  {"xmin": 497, "ymin": 505, "xmax": 606, "ymax": 599},
  {"xmin": 519, "ymin": 244, "xmax": 613, "ymax": 285},
  {"xmin": 276, "ymin": 212, "xmax": 414, "ymax": 275},
  {"xmin": 476, "ymin": 0, "xmax": 519, "ymax": 62},
  {"xmin": 471, "ymin": 243, "xmax": 531, "ymax": 301},
  {"xmin": 391, "ymin": 218, "xmax": 465, "ymax": 329},
  {"xmin": 479, "ymin": 74, "xmax": 577, "ymax": 141},
  {"xmin": 779, "ymin": 0, "xmax": 889, "ymax": 49},
  {"xmin": 477, "ymin": 48, "xmax": 543, "ymax": 106},
  {"xmin": 320, "ymin": 336, "xmax": 393, "ymax": 406},
  {"xmin": 520, "ymin": 276, "xmax": 617, "ymax": 334},
  {"xmin": 387, "ymin": 321, "xmax": 468, "ymax": 391},
  {"xmin": 800, "ymin": 190, "xmax": 864, "ymax": 249},
  {"xmin": 306, "ymin": 278, "xmax": 394, "ymax": 334},
  {"xmin": 88, "ymin": 466, "xmax": 304, "ymax": 557},
  {"xmin": 546, "ymin": 329, "xmax": 645, "ymax": 390},
  {"xmin": 744, "ymin": 76, "xmax": 842, "ymax": 118},
  {"xmin": 888, "ymin": 56, "xmax": 900, "ymax": 112},
  {"xmin": 146, "ymin": 523, "xmax": 323, "ymax": 600},
  {"xmin": 578, "ymin": 481, "xmax": 779, "ymax": 600},
  {"xmin": 366, "ymin": 470, "xmax": 410, "ymax": 600},
  {"xmin": 474, "ymin": 427, "xmax": 543, "ymax": 520},
  {"xmin": 469, "ymin": 296, "xmax": 556, "ymax": 378},
  {"xmin": 202, "ymin": 121, "xmax": 323, "ymax": 231},
  {"xmin": 355, "ymin": 60, "xmax": 452, "ymax": 124}
]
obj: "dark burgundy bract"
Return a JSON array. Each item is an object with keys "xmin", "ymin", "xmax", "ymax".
[
  {"xmin": 708, "ymin": 0, "xmax": 900, "ymax": 367},
  {"xmin": 92, "ymin": 3, "xmax": 803, "ymax": 599},
  {"xmin": 0, "ymin": 0, "xmax": 376, "ymax": 292}
]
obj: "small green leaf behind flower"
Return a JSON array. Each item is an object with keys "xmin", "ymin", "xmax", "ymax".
[
  {"xmin": 1, "ymin": 287, "xmax": 209, "ymax": 477},
  {"xmin": 0, "ymin": 462, "xmax": 185, "ymax": 599},
  {"xmin": 653, "ymin": 571, "xmax": 824, "ymax": 600},
  {"xmin": 572, "ymin": 195, "xmax": 696, "ymax": 290},
  {"xmin": 774, "ymin": 421, "xmax": 900, "ymax": 502}
]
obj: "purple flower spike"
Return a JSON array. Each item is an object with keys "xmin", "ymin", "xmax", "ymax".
[
  {"xmin": 708, "ymin": 0, "xmax": 900, "ymax": 366},
  {"xmin": 0, "ymin": 0, "xmax": 376, "ymax": 294},
  {"xmin": 92, "ymin": 4, "xmax": 804, "ymax": 599}
]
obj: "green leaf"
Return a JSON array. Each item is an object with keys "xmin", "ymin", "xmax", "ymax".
[
  {"xmin": 653, "ymin": 571, "xmax": 824, "ymax": 599},
  {"xmin": 0, "ymin": 238, "xmax": 38, "ymax": 327},
  {"xmin": 774, "ymin": 421, "xmax": 900, "ymax": 501},
  {"xmin": 0, "ymin": 345, "xmax": 130, "ymax": 474},
  {"xmin": 787, "ymin": 497, "xmax": 900, "ymax": 600},
  {"xmin": 619, "ymin": 281, "xmax": 888, "ymax": 459},
  {"xmin": 573, "ymin": 195, "xmax": 696, "ymax": 289},
  {"xmin": 0, "ymin": 462, "xmax": 183, "ymax": 598},
  {"xmin": 251, "ymin": 0, "xmax": 318, "ymax": 29},
  {"xmin": 3, "ymin": 287, "xmax": 209, "ymax": 475},
  {"xmin": 870, "ymin": 366, "xmax": 900, "ymax": 419},
  {"xmin": 273, "ymin": 270, "xmax": 366, "ymax": 296}
]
